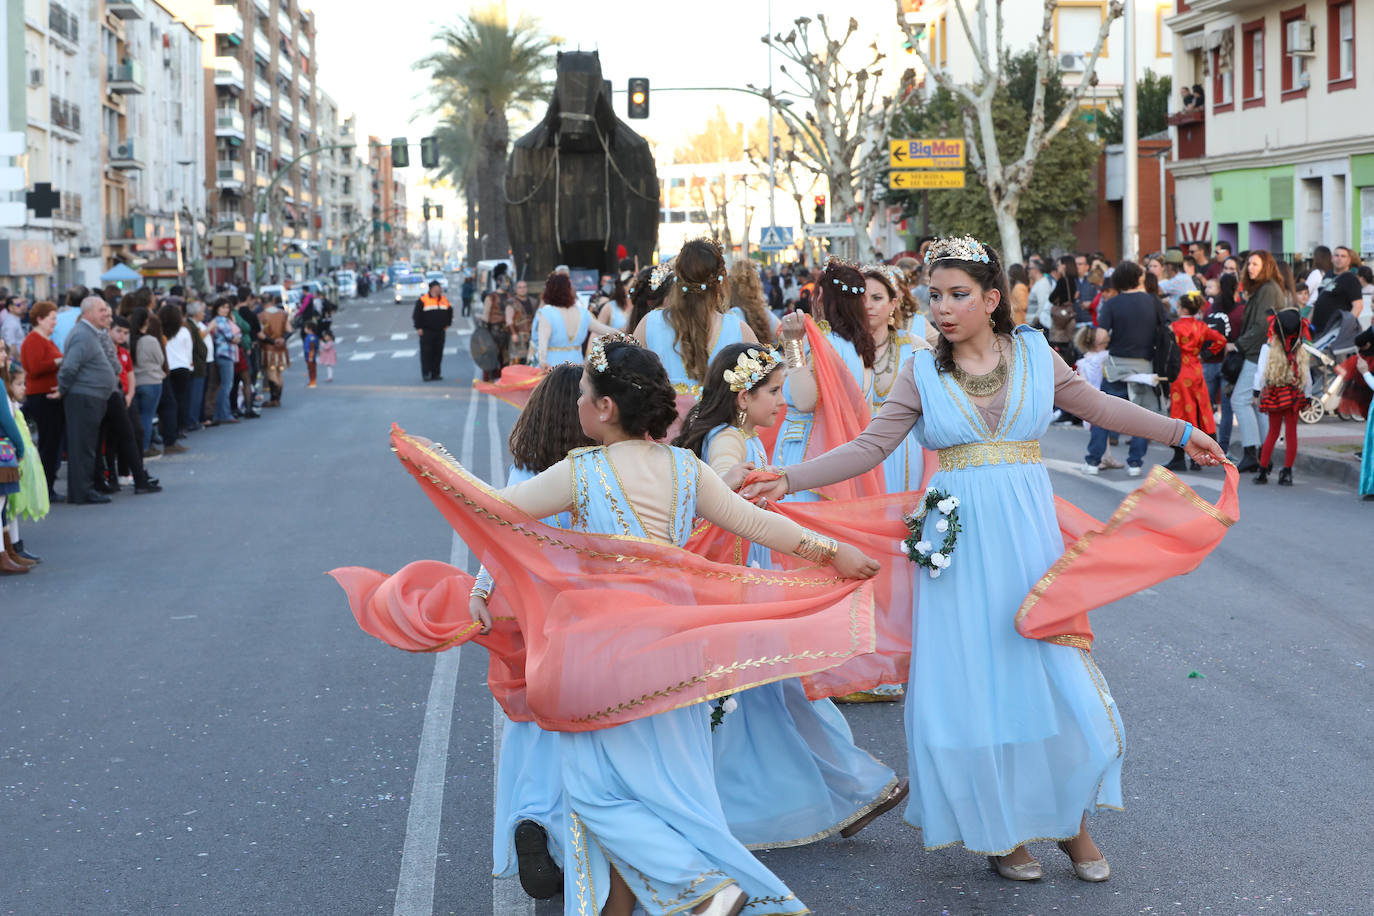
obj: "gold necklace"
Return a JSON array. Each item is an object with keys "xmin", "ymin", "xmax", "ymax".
[{"xmin": 951, "ymin": 350, "xmax": 1007, "ymax": 398}]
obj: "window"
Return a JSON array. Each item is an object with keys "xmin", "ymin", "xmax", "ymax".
[
  {"xmin": 1280, "ymin": 5, "xmax": 1310, "ymax": 98},
  {"xmin": 1055, "ymin": 1, "xmax": 1109, "ymax": 59},
  {"xmin": 1156, "ymin": 2, "xmax": 1173, "ymax": 57},
  {"xmin": 1242, "ymin": 19, "xmax": 1264, "ymax": 108},
  {"xmin": 1212, "ymin": 45, "xmax": 1234, "ymax": 111},
  {"xmin": 1328, "ymin": 0, "xmax": 1355, "ymax": 89}
]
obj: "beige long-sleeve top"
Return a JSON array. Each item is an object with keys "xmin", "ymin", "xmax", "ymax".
[
  {"xmin": 703, "ymin": 427, "xmax": 753, "ymax": 479},
  {"xmin": 499, "ymin": 440, "xmax": 813, "ymax": 555},
  {"xmin": 786, "ymin": 347, "xmax": 1186, "ymax": 494}
]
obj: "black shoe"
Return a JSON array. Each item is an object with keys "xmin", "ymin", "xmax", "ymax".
[
  {"xmin": 13, "ymin": 540, "xmax": 41, "ymax": 563},
  {"xmin": 134, "ymin": 481, "xmax": 163, "ymax": 494},
  {"xmin": 431, "ymin": 375, "xmax": 442, "ymax": 381},
  {"xmin": 513, "ymin": 820, "xmax": 563, "ymax": 900},
  {"xmin": 1253, "ymin": 465, "xmax": 1270, "ymax": 485},
  {"xmin": 243, "ymin": 410, "xmax": 261, "ymax": 419},
  {"xmin": 48, "ymin": 487, "xmax": 62, "ymax": 503},
  {"xmin": 78, "ymin": 493, "xmax": 112, "ymax": 504},
  {"xmin": 1235, "ymin": 446, "xmax": 1260, "ymax": 473},
  {"xmin": 1277, "ymin": 467, "xmax": 1293, "ymax": 486},
  {"xmin": 1164, "ymin": 447, "xmax": 1188, "ymax": 472},
  {"xmin": 95, "ymin": 479, "xmax": 120, "ymax": 494}
]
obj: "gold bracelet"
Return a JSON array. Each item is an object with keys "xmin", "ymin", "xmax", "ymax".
[
  {"xmin": 783, "ymin": 338, "xmax": 805, "ymax": 369},
  {"xmin": 469, "ymin": 587, "xmax": 490, "ymax": 602},
  {"xmin": 794, "ymin": 531, "xmax": 838, "ymax": 565}
]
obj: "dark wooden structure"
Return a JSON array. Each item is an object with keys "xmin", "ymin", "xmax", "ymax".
[{"xmin": 506, "ymin": 51, "xmax": 659, "ymax": 283}]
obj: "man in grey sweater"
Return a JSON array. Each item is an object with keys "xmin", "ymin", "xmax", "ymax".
[{"xmin": 56, "ymin": 297, "xmax": 117, "ymax": 504}]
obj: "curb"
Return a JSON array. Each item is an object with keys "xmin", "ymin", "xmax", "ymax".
[{"xmin": 1294, "ymin": 446, "xmax": 1362, "ymax": 488}]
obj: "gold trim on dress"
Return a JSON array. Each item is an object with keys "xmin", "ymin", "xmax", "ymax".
[
  {"xmin": 935, "ymin": 439, "xmax": 1042, "ymax": 470},
  {"xmin": 673, "ymin": 381, "xmax": 702, "ymax": 397},
  {"xmin": 743, "ymin": 775, "xmax": 900, "ymax": 851}
]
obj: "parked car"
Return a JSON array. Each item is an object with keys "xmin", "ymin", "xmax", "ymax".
[
  {"xmin": 334, "ymin": 269, "xmax": 357, "ymax": 299},
  {"xmin": 394, "ymin": 273, "xmax": 428, "ymax": 304},
  {"xmin": 425, "ymin": 270, "xmax": 449, "ymax": 292}
]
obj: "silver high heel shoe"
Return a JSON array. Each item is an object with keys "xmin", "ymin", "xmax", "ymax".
[
  {"xmin": 987, "ymin": 854, "xmax": 1042, "ymax": 881},
  {"xmin": 694, "ymin": 884, "xmax": 748, "ymax": 916},
  {"xmin": 1057, "ymin": 840, "xmax": 1111, "ymax": 882}
]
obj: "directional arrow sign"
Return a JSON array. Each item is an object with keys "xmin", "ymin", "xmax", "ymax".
[
  {"xmin": 889, "ymin": 170, "xmax": 966, "ymax": 190},
  {"xmin": 889, "ymin": 138, "xmax": 966, "ymax": 169}
]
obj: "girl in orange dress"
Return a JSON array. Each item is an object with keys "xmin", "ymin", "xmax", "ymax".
[{"xmin": 1166, "ymin": 291, "xmax": 1227, "ymax": 471}]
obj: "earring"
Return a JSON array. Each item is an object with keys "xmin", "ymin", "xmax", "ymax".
[
  {"xmin": 735, "ymin": 407, "xmax": 748, "ymax": 428},
  {"xmin": 988, "ymin": 315, "xmax": 996, "ymax": 330}
]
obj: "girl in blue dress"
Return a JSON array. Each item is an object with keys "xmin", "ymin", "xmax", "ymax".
[
  {"xmin": 595, "ymin": 276, "xmax": 633, "ymax": 333},
  {"xmin": 476, "ymin": 334, "xmax": 880, "ymax": 916},
  {"xmin": 535, "ymin": 272, "xmax": 616, "ymax": 368},
  {"xmin": 634, "ymin": 239, "xmax": 757, "ymax": 401},
  {"xmin": 674, "ymin": 342, "xmax": 908, "ymax": 848},
  {"xmin": 469, "ymin": 364, "xmax": 593, "ymax": 901},
  {"xmin": 726, "ymin": 260, "xmax": 780, "ymax": 345},
  {"xmin": 746, "ymin": 237, "xmax": 1226, "ymax": 884}
]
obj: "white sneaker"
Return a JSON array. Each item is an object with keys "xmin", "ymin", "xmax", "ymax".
[
  {"xmin": 696, "ymin": 886, "xmax": 747, "ymax": 916},
  {"xmin": 1080, "ymin": 463, "xmax": 1099, "ymax": 476},
  {"xmin": 1126, "ymin": 465, "xmax": 1142, "ymax": 478}
]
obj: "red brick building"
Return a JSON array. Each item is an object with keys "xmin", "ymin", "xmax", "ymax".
[{"xmin": 1072, "ymin": 137, "xmax": 1176, "ymax": 260}]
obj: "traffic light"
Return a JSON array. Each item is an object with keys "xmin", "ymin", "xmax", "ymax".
[
  {"xmin": 627, "ymin": 77, "xmax": 649, "ymax": 119},
  {"xmin": 814, "ymin": 195, "xmax": 826, "ymax": 223},
  {"xmin": 423, "ymin": 201, "xmax": 431, "ymax": 221},
  {"xmin": 391, "ymin": 137, "xmax": 409, "ymax": 168},
  {"xmin": 420, "ymin": 135, "xmax": 438, "ymax": 169},
  {"xmin": 434, "ymin": 204, "xmax": 443, "ymax": 219}
]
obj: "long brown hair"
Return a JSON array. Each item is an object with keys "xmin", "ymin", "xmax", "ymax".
[
  {"xmin": 1242, "ymin": 249, "xmax": 1281, "ymax": 295},
  {"xmin": 928, "ymin": 246, "xmax": 1014, "ymax": 373},
  {"xmin": 673, "ymin": 342, "xmax": 782, "ymax": 457},
  {"xmin": 726, "ymin": 260, "xmax": 772, "ymax": 343},
  {"xmin": 508, "ymin": 363, "xmax": 594, "ymax": 472},
  {"xmin": 663, "ymin": 239, "xmax": 728, "ymax": 383},
  {"xmin": 819, "ymin": 259, "xmax": 876, "ymax": 368},
  {"xmin": 627, "ymin": 265, "xmax": 667, "ymax": 332}
]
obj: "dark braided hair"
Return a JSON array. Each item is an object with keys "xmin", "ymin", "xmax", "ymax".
[
  {"xmin": 627, "ymin": 265, "xmax": 665, "ymax": 332},
  {"xmin": 928, "ymin": 244, "xmax": 1014, "ymax": 373},
  {"xmin": 509, "ymin": 364, "xmax": 594, "ymax": 472},
  {"xmin": 590, "ymin": 341, "xmax": 680, "ymax": 441},
  {"xmin": 819, "ymin": 259, "xmax": 876, "ymax": 368}
]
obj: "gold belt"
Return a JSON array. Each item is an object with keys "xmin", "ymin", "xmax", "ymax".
[
  {"xmin": 672, "ymin": 381, "xmax": 702, "ymax": 397},
  {"xmin": 937, "ymin": 440, "xmax": 1042, "ymax": 470},
  {"xmin": 548, "ymin": 345, "xmax": 579, "ymax": 351}
]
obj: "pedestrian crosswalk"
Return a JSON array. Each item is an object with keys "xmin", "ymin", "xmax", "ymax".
[{"xmin": 333, "ymin": 328, "xmax": 471, "ymax": 363}]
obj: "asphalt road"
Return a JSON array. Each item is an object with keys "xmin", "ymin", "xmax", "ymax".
[{"xmin": 2, "ymin": 287, "xmax": 1369, "ymax": 916}]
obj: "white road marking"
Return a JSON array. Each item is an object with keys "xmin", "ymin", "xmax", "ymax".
[
  {"xmin": 344, "ymin": 323, "xmax": 361, "ymax": 328},
  {"xmin": 1044, "ymin": 457, "xmax": 1223, "ymax": 494},
  {"xmin": 391, "ymin": 333, "xmax": 410, "ymax": 341},
  {"xmin": 443, "ymin": 348, "xmax": 457, "ymax": 356},
  {"xmin": 356, "ymin": 335, "xmax": 374, "ymax": 343},
  {"xmin": 392, "ymin": 349, "xmax": 418, "ymax": 359},
  {"xmin": 349, "ymin": 352, "xmax": 376, "ymax": 361},
  {"xmin": 392, "ymin": 387, "xmax": 480, "ymax": 916}
]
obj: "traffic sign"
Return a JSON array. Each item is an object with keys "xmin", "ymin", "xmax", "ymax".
[
  {"xmin": 804, "ymin": 222, "xmax": 856, "ymax": 238},
  {"xmin": 889, "ymin": 170, "xmax": 965, "ymax": 190},
  {"xmin": 889, "ymin": 138, "xmax": 965, "ymax": 169},
  {"xmin": 759, "ymin": 225, "xmax": 794, "ymax": 251}
]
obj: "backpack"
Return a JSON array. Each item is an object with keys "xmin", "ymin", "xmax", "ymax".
[
  {"xmin": 1201, "ymin": 311, "xmax": 1230, "ymax": 362},
  {"xmin": 1049, "ymin": 302, "xmax": 1076, "ymax": 342},
  {"xmin": 1153, "ymin": 304, "xmax": 1183, "ymax": 383}
]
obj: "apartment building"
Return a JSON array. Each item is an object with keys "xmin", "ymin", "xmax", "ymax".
[
  {"xmin": 1165, "ymin": 0, "xmax": 1374, "ymax": 258},
  {"xmin": 368, "ymin": 135, "xmax": 408, "ymax": 261},
  {"xmin": 336, "ymin": 115, "xmax": 370, "ymax": 266}
]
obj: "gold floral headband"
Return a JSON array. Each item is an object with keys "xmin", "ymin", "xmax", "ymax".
[
  {"xmin": 723, "ymin": 347, "xmax": 782, "ymax": 393},
  {"xmin": 587, "ymin": 331, "xmax": 639, "ymax": 374},
  {"xmin": 924, "ymin": 236, "xmax": 991, "ymax": 265},
  {"xmin": 864, "ymin": 264, "xmax": 905, "ymax": 292}
]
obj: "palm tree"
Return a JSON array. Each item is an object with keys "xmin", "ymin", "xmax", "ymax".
[
  {"xmin": 428, "ymin": 101, "xmax": 480, "ymax": 265},
  {"xmin": 418, "ymin": 4, "xmax": 554, "ymax": 262}
]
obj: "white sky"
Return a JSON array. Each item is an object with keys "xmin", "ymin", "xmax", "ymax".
[{"xmin": 310, "ymin": 0, "xmax": 899, "ymax": 214}]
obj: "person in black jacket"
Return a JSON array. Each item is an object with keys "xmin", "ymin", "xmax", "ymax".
[{"xmin": 413, "ymin": 281, "xmax": 453, "ymax": 382}]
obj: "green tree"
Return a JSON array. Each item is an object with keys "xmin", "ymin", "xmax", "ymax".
[
  {"xmin": 1096, "ymin": 70, "xmax": 1173, "ymax": 144},
  {"xmin": 889, "ymin": 50, "xmax": 1099, "ymax": 254},
  {"xmin": 418, "ymin": 4, "xmax": 555, "ymax": 261}
]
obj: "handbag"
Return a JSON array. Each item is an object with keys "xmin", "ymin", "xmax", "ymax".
[
  {"xmin": 1221, "ymin": 349, "xmax": 1245, "ymax": 384},
  {"xmin": 0, "ymin": 436, "xmax": 18, "ymax": 484}
]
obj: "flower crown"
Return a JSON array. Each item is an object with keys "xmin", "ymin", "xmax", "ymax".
[
  {"xmin": 648, "ymin": 262, "xmax": 674, "ymax": 292},
  {"xmin": 924, "ymin": 236, "xmax": 992, "ymax": 265},
  {"xmin": 722, "ymin": 347, "xmax": 782, "ymax": 393},
  {"xmin": 588, "ymin": 331, "xmax": 638, "ymax": 374},
  {"xmin": 865, "ymin": 263, "xmax": 906, "ymax": 293},
  {"xmin": 674, "ymin": 238, "xmax": 726, "ymax": 294},
  {"xmin": 822, "ymin": 258, "xmax": 865, "ymax": 296}
]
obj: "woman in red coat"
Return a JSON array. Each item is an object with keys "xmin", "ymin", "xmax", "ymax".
[{"xmin": 1166, "ymin": 291, "xmax": 1227, "ymax": 471}]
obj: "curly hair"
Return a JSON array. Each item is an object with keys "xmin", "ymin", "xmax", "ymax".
[
  {"xmin": 627, "ymin": 265, "xmax": 667, "ymax": 333},
  {"xmin": 589, "ymin": 341, "xmax": 679, "ymax": 441},
  {"xmin": 928, "ymin": 244, "xmax": 1014, "ymax": 373},
  {"xmin": 672, "ymin": 342, "xmax": 782, "ymax": 457},
  {"xmin": 542, "ymin": 272, "xmax": 577, "ymax": 309},
  {"xmin": 508, "ymin": 364, "xmax": 594, "ymax": 472},
  {"xmin": 819, "ymin": 259, "xmax": 876, "ymax": 368},
  {"xmin": 663, "ymin": 239, "xmax": 728, "ymax": 384},
  {"xmin": 726, "ymin": 261, "xmax": 773, "ymax": 343},
  {"xmin": 1241, "ymin": 249, "xmax": 1281, "ymax": 296}
]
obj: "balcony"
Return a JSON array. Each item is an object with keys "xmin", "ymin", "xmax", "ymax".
[
  {"xmin": 214, "ymin": 5, "xmax": 243, "ymax": 43},
  {"xmin": 253, "ymin": 28, "xmax": 270, "ymax": 61},
  {"xmin": 256, "ymin": 170, "xmax": 270, "ymax": 188},
  {"xmin": 296, "ymin": 26, "xmax": 309, "ymax": 53},
  {"xmin": 107, "ymin": 60, "xmax": 144, "ymax": 95},
  {"xmin": 215, "ymin": 108, "xmax": 245, "ymax": 139},
  {"xmin": 215, "ymin": 213, "xmax": 248, "ymax": 233},
  {"xmin": 48, "ymin": 4, "xmax": 79, "ymax": 46},
  {"xmin": 277, "ymin": 96, "xmax": 293, "ymax": 122},
  {"xmin": 254, "ymin": 126, "xmax": 271, "ymax": 150},
  {"xmin": 1167, "ymin": 108, "xmax": 1205, "ymax": 161},
  {"xmin": 253, "ymin": 0, "xmax": 268, "ymax": 16},
  {"xmin": 106, "ymin": 0, "xmax": 145, "ymax": 20},
  {"xmin": 276, "ymin": 9, "xmax": 291, "ymax": 38},
  {"xmin": 109, "ymin": 138, "xmax": 144, "ymax": 170},
  {"xmin": 105, "ymin": 216, "xmax": 146, "ymax": 244},
  {"xmin": 278, "ymin": 55, "xmax": 293, "ymax": 84},
  {"xmin": 214, "ymin": 56, "xmax": 244, "ymax": 91},
  {"xmin": 54, "ymin": 191, "xmax": 82, "ymax": 226},
  {"xmin": 216, "ymin": 160, "xmax": 246, "ymax": 188},
  {"xmin": 254, "ymin": 75, "xmax": 271, "ymax": 105},
  {"xmin": 49, "ymin": 98, "xmax": 81, "ymax": 138}
]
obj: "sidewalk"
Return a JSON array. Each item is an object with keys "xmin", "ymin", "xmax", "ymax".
[{"xmin": 1287, "ymin": 415, "xmax": 1365, "ymax": 487}]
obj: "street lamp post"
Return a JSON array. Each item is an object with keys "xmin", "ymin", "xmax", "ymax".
[{"xmin": 252, "ymin": 142, "xmax": 355, "ymax": 287}]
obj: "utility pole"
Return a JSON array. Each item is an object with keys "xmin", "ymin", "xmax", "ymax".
[
  {"xmin": 766, "ymin": 0, "xmax": 776, "ymax": 261},
  {"xmin": 1122, "ymin": 0, "xmax": 1139, "ymax": 261},
  {"xmin": 252, "ymin": 142, "xmax": 355, "ymax": 286}
]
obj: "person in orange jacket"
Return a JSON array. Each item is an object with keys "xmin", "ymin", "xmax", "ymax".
[{"xmin": 412, "ymin": 280, "xmax": 453, "ymax": 382}]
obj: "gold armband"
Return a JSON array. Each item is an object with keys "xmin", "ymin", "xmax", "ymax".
[
  {"xmin": 469, "ymin": 586, "xmax": 491, "ymax": 602},
  {"xmin": 794, "ymin": 531, "xmax": 838, "ymax": 565},
  {"xmin": 783, "ymin": 338, "xmax": 805, "ymax": 369}
]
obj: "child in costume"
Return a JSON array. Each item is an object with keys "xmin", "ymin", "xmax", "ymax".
[
  {"xmin": 317, "ymin": 329, "xmax": 336, "ymax": 383},
  {"xmin": 1252, "ymin": 308, "xmax": 1311, "ymax": 486}
]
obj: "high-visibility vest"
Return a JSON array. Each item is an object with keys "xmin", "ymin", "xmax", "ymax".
[{"xmin": 420, "ymin": 295, "xmax": 450, "ymax": 310}]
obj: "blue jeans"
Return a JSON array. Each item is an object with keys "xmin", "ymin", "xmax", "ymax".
[
  {"xmin": 133, "ymin": 383, "xmax": 162, "ymax": 451},
  {"xmin": 1085, "ymin": 378, "xmax": 1150, "ymax": 467},
  {"xmin": 1230, "ymin": 359, "xmax": 1268, "ymax": 448},
  {"xmin": 188, "ymin": 375, "xmax": 206, "ymax": 426},
  {"xmin": 1203, "ymin": 362, "xmax": 1233, "ymax": 453},
  {"xmin": 214, "ymin": 358, "xmax": 236, "ymax": 421}
]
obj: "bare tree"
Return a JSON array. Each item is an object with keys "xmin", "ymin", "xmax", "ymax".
[
  {"xmin": 896, "ymin": 0, "xmax": 1121, "ymax": 259},
  {"xmin": 755, "ymin": 15, "xmax": 908, "ymax": 262}
]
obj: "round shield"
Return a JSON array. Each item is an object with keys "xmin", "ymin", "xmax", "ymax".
[{"xmin": 469, "ymin": 324, "xmax": 501, "ymax": 371}]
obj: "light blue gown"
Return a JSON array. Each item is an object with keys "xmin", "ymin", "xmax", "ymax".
[
  {"xmin": 730, "ymin": 305, "xmax": 780, "ymax": 342},
  {"xmin": 476, "ymin": 465, "xmax": 572, "ymax": 879},
  {"xmin": 558, "ymin": 445, "xmax": 806, "ymax": 915},
  {"xmin": 1362, "ymin": 367, "xmax": 1374, "ymax": 497},
  {"xmin": 537, "ymin": 304, "xmax": 590, "ymax": 365},
  {"xmin": 606, "ymin": 303, "xmax": 631, "ymax": 332},
  {"xmin": 773, "ymin": 327, "xmax": 866, "ymax": 502},
  {"xmin": 872, "ymin": 328, "xmax": 927, "ymax": 494},
  {"xmin": 642, "ymin": 309, "xmax": 746, "ymax": 398},
  {"xmin": 703, "ymin": 425, "xmax": 900, "ymax": 848},
  {"xmin": 902, "ymin": 328, "xmax": 1125, "ymax": 854}
]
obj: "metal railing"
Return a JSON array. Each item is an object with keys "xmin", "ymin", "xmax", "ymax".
[
  {"xmin": 48, "ymin": 4, "xmax": 79, "ymax": 42},
  {"xmin": 57, "ymin": 192, "xmax": 82, "ymax": 222},
  {"xmin": 50, "ymin": 98, "xmax": 81, "ymax": 132}
]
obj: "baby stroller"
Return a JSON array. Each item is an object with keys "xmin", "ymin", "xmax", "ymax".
[{"xmin": 1300, "ymin": 311, "xmax": 1360, "ymax": 423}]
